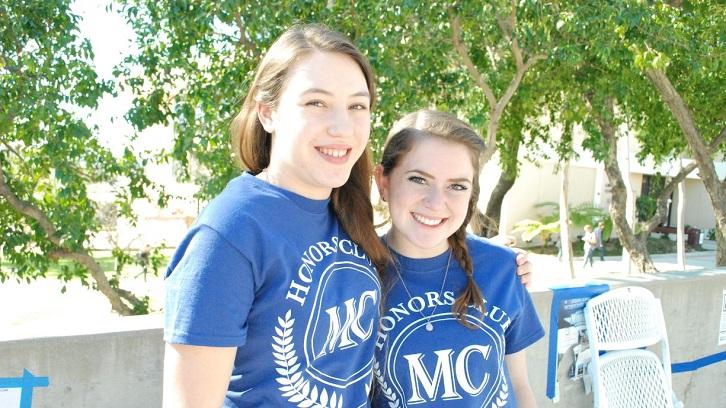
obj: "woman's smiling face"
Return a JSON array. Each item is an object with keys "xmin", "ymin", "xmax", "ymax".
[
  {"xmin": 376, "ymin": 136, "xmax": 475, "ymax": 258},
  {"xmin": 258, "ymin": 51, "xmax": 371, "ymax": 199}
]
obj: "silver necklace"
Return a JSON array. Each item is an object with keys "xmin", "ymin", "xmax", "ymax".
[{"xmin": 385, "ymin": 241, "xmax": 452, "ymax": 332}]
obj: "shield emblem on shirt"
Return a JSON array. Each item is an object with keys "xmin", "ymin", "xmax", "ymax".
[{"xmin": 304, "ymin": 261, "xmax": 380, "ymax": 388}]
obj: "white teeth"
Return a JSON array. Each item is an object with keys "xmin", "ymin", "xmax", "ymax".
[
  {"xmin": 413, "ymin": 213, "xmax": 443, "ymax": 226},
  {"xmin": 319, "ymin": 147, "xmax": 348, "ymax": 158}
]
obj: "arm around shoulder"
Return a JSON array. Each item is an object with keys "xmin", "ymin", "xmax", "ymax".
[
  {"xmin": 163, "ymin": 343, "xmax": 237, "ymax": 408},
  {"xmin": 505, "ymin": 350, "xmax": 537, "ymax": 408}
]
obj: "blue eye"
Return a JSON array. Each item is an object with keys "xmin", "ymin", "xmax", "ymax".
[
  {"xmin": 408, "ymin": 176, "xmax": 426, "ymax": 185},
  {"xmin": 306, "ymin": 100, "xmax": 325, "ymax": 107},
  {"xmin": 450, "ymin": 183, "xmax": 469, "ymax": 191}
]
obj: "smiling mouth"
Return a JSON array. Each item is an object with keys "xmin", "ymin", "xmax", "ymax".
[
  {"xmin": 317, "ymin": 147, "xmax": 350, "ymax": 158},
  {"xmin": 412, "ymin": 212, "xmax": 445, "ymax": 226}
]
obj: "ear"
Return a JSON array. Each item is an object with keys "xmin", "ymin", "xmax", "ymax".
[
  {"xmin": 256, "ymin": 101, "xmax": 275, "ymax": 133},
  {"xmin": 374, "ymin": 164, "xmax": 389, "ymax": 202}
]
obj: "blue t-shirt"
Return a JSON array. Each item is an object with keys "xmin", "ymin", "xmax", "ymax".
[
  {"xmin": 373, "ymin": 235, "xmax": 544, "ymax": 407},
  {"xmin": 165, "ymin": 173, "xmax": 380, "ymax": 407}
]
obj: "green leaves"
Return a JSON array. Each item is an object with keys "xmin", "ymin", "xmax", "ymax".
[{"xmin": 1, "ymin": 0, "xmax": 158, "ymax": 313}]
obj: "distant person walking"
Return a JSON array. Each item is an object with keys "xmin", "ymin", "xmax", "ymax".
[
  {"xmin": 594, "ymin": 221, "xmax": 605, "ymax": 261},
  {"xmin": 582, "ymin": 224, "xmax": 597, "ymax": 268}
]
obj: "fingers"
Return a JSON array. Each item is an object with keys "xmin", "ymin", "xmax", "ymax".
[{"xmin": 514, "ymin": 250, "xmax": 533, "ymax": 288}]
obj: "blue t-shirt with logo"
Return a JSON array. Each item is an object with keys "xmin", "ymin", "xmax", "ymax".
[
  {"xmin": 165, "ymin": 173, "xmax": 380, "ymax": 408},
  {"xmin": 373, "ymin": 235, "xmax": 544, "ymax": 407}
]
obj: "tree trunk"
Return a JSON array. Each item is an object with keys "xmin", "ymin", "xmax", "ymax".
[
  {"xmin": 0, "ymin": 164, "xmax": 140, "ymax": 315},
  {"xmin": 716, "ymin": 227, "xmax": 726, "ymax": 266},
  {"xmin": 589, "ymin": 95, "xmax": 657, "ymax": 273},
  {"xmin": 480, "ymin": 171, "xmax": 517, "ymax": 238},
  {"xmin": 560, "ymin": 160, "xmax": 575, "ymax": 278},
  {"xmin": 635, "ymin": 161, "xmax": 698, "ymax": 254},
  {"xmin": 645, "ymin": 68, "xmax": 726, "ymax": 266}
]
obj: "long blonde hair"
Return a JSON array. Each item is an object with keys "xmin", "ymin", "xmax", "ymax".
[
  {"xmin": 230, "ymin": 24, "xmax": 388, "ymax": 275},
  {"xmin": 380, "ymin": 109, "xmax": 486, "ymax": 327}
]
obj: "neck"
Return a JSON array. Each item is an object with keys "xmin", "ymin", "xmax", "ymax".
[
  {"xmin": 384, "ymin": 231, "xmax": 450, "ymax": 259},
  {"xmin": 257, "ymin": 168, "xmax": 332, "ymax": 200}
]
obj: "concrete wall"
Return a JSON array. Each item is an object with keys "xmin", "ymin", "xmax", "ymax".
[
  {"xmin": 0, "ymin": 315, "xmax": 163, "ymax": 408},
  {"xmin": 2, "ymin": 271, "xmax": 725, "ymax": 408}
]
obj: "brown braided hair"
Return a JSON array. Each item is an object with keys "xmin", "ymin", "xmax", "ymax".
[
  {"xmin": 379, "ymin": 110, "xmax": 486, "ymax": 327},
  {"xmin": 229, "ymin": 24, "xmax": 388, "ymax": 276}
]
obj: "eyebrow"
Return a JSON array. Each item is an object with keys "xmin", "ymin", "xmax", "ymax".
[
  {"xmin": 301, "ymin": 88, "xmax": 370, "ymax": 98},
  {"xmin": 405, "ymin": 169, "xmax": 472, "ymax": 184}
]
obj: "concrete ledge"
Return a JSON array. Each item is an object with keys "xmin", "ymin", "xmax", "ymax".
[
  {"xmin": 2, "ymin": 270, "xmax": 724, "ymax": 408},
  {"xmin": 1, "ymin": 315, "xmax": 163, "ymax": 408}
]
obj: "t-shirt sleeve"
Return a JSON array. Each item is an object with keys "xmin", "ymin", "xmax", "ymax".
[
  {"xmin": 164, "ymin": 225, "xmax": 255, "ymax": 347},
  {"xmin": 505, "ymin": 285, "xmax": 545, "ymax": 355}
]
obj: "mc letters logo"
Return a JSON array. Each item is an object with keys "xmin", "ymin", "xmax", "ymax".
[
  {"xmin": 381, "ymin": 314, "xmax": 508, "ymax": 407},
  {"xmin": 274, "ymin": 261, "xmax": 379, "ymax": 408}
]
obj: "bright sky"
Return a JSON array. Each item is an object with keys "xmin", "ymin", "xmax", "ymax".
[{"xmin": 70, "ymin": 0, "xmax": 173, "ymax": 158}]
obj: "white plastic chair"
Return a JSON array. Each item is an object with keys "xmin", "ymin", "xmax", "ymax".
[{"xmin": 584, "ymin": 286, "xmax": 680, "ymax": 408}]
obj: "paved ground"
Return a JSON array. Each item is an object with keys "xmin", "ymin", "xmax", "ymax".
[
  {"xmin": 0, "ymin": 270, "xmax": 164, "ymax": 341},
  {"xmin": 1, "ymin": 241, "xmax": 722, "ymax": 340},
  {"xmin": 527, "ymin": 245, "xmax": 720, "ymax": 291}
]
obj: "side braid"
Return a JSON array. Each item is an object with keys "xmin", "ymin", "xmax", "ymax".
[
  {"xmin": 450, "ymin": 227, "xmax": 486, "ymax": 328},
  {"xmin": 450, "ymin": 163, "xmax": 486, "ymax": 328}
]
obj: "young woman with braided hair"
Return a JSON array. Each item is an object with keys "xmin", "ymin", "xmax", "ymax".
[{"xmin": 373, "ymin": 110, "xmax": 543, "ymax": 407}]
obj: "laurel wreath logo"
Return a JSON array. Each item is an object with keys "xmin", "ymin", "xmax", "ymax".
[
  {"xmin": 273, "ymin": 309, "xmax": 344, "ymax": 408},
  {"xmin": 491, "ymin": 379, "xmax": 509, "ymax": 408},
  {"xmin": 373, "ymin": 360, "xmax": 400, "ymax": 408}
]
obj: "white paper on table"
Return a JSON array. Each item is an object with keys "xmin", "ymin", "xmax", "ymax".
[
  {"xmin": 719, "ymin": 289, "xmax": 726, "ymax": 346},
  {"xmin": 0, "ymin": 387, "xmax": 22, "ymax": 408}
]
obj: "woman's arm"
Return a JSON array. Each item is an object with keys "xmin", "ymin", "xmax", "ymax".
[
  {"xmin": 505, "ymin": 350, "xmax": 537, "ymax": 408},
  {"xmin": 163, "ymin": 343, "xmax": 237, "ymax": 408}
]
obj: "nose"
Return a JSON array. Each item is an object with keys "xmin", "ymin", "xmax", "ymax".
[
  {"xmin": 327, "ymin": 107, "xmax": 354, "ymax": 138},
  {"xmin": 423, "ymin": 186, "xmax": 446, "ymax": 210}
]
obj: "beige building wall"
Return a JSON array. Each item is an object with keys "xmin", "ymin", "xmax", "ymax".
[
  {"xmin": 481, "ymin": 158, "xmax": 718, "ymax": 245},
  {"xmin": 669, "ymin": 179, "xmax": 716, "ymax": 230},
  {"xmin": 485, "ymin": 162, "xmax": 598, "ymax": 239}
]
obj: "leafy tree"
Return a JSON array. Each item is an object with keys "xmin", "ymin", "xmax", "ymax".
[
  {"xmin": 0, "ymin": 0, "xmax": 156, "ymax": 314},
  {"xmin": 526, "ymin": 1, "xmax": 718, "ymax": 273},
  {"xmin": 627, "ymin": 1, "xmax": 726, "ymax": 265},
  {"xmin": 568, "ymin": 1, "xmax": 725, "ymax": 267}
]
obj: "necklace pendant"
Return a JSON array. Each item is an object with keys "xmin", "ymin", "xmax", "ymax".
[{"xmin": 425, "ymin": 322, "xmax": 434, "ymax": 332}]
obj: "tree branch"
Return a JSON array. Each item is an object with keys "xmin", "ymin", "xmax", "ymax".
[
  {"xmin": 449, "ymin": 11, "xmax": 497, "ymax": 108},
  {"xmin": 0, "ymin": 164, "xmax": 60, "ymax": 244},
  {"xmin": 640, "ymin": 161, "xmax": 698, "ymax": 234},
  {"xmin": 234, "ymin": 12, "xmax": 257, "ymax": 56},
  {"xmin": 450, "ymin": 4, "xmax": 545, "ymax": 167},
  {"xmin": 708, "ymin": 126, "xmax": 726, "ymax": 187},
  {"xmin": 710, "ymin": 125, "xmax": 726, "ymax": 150},
  {"xmin": 48, "ymin": 248, "xmax": 136, "ymax": 315},
  {"xmin": 1, "ymin": 140, "xmax": 24, "ymax": 163},
  {"xmin": 645, "ymin": 67, "xmax": 726, "ymax": 220}
]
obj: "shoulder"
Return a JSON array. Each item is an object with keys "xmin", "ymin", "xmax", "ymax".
[
  {"xmin": 465, "ymin": 233, "xmax": 517, "ymax": 263},
  {"xmin": 199, "ymin": 173, "xmax": 267, "ymax": 221},
  {"xmin": 192, "ymin": 173, "xmax": 282, "ymax": 255}
]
